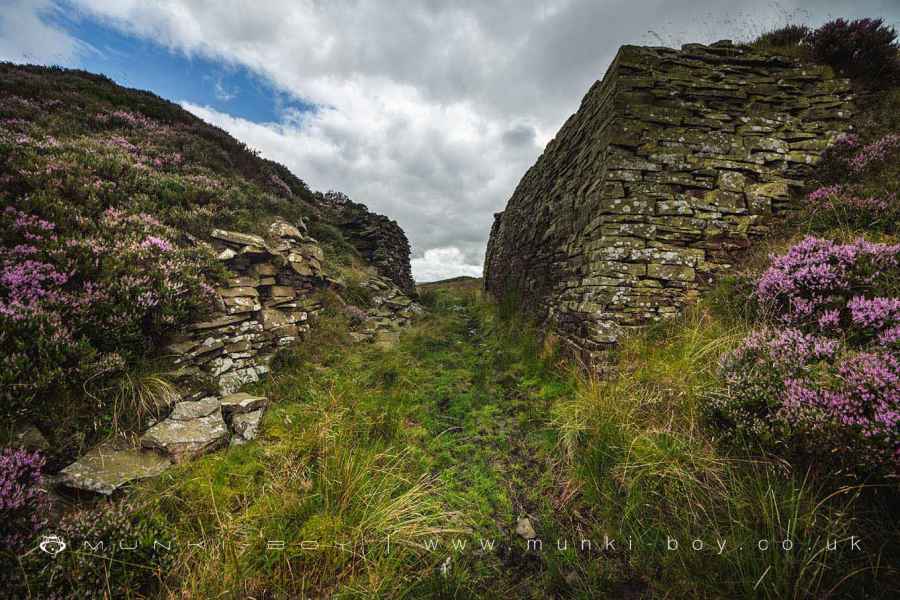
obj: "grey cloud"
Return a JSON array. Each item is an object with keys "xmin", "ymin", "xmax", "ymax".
[
  {"xmin": 22, "ymin": 1, "xmax": 900, "ymax": 280},
  {"xmin": 502, "ymin": 124, "xmax": 537, "ymax": 148}
]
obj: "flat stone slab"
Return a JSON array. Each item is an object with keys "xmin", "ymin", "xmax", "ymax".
[
  {"xmin": 58, "ymin": 441, "xmax": 171, "ymax": 495},
  {"xmin": 211, "ymin": 229, "xmax": 266, "ymax": 248},
  {"xmin": 230, "ymin": 409, "xmax": 265, "ymax": 445},
  {"xmin": 141, "ymin": 398, "xmax": 228, "ymax": 462},
  {"xmin": 221, "ymin": 392, "xmax": 267, "ymax": 415},
  {"xmin": 170, "ymin": 396, "xmax": 221, "ymax": 420}
]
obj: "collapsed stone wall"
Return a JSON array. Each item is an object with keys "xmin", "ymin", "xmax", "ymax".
[
  {"xmin": 484, "ymin": 41, "xmax": 854, "ymax": 365},
  {"xmin": 319, "ymin": 192, "xmax": 417, "ymax": 295},
  {"xmin": 57, "ymin": 217, "xmax": 421, "ymax": 495}
]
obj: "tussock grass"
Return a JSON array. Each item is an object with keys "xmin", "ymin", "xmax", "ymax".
[{"xmin": 551, "ymin": 304, "xmax": 896, "ymax": 598}]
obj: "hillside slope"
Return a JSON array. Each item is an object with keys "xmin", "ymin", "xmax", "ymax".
[{"xmin": 0, "ymin": 63, "xmax": 416, "ymax": 458}]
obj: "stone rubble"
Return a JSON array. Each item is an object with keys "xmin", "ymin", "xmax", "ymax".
[
  {"xmin": 57, "ymin": 216, "xmax": 422, "ymax": 495},
  {"xmin": 484, "ymin": 42, "xmax": 854, "ymax": 365}
]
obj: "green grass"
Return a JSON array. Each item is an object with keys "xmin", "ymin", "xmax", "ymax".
[
  {"xmin": 127, "ymin": 287, "xmax": 610, "ymax": 598},
  {"xmin": 114, "ymin": 280, "xmax": 899, "ymax": 599}
]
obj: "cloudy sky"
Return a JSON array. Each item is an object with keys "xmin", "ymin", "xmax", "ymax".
[{"xmin": 3, "ymin": 1, "xmax": 899, "ymax": 281}]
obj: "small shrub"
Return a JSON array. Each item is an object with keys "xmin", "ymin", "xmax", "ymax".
[
  {"xmin": 9, "ymin": 502, "xmax": 172, "ymax": 598},
  {"xmin": 343, "ymin": 304, "xmax": 369, "ymax": 326},
  {"xmin": 0, "ymin": 448, "xmax": 48, "ymax": 553},
  {"xmin": 848, "ymin": 133, "xmax": 900, "ymax": 174},
  {"xmin": 752, "ymin": 24, "xmax": 812, "ymax": 59},
  {"xmin": 813, "ymin": 133, "xmax": 860, "ymax": 184},
  {"xmin": 709, "ymin": 236, "xmax": 900, "ymax": 478},
  {"xmin": 805, "ymin": 184, "xmax": 900, "ymax": 233},
  {"xmin": 342, "ymin": 279, "xmax": 376, "ymax": 308},
  {"xmin": 809, "ymin": 18, "xmax": 900, "ymax": 87},
  {"xmin": 755, "ymin": 24, "xmax": 811, "ymax": 48}
]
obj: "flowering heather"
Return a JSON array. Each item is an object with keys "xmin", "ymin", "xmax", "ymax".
[
  {"xmin": 756, "ymin": 236, "xmax": 900, "ymax": 327},
  {"xmin": 0, "ymin": 203, "xmax": 219, "ymax": 410},
  {"xmin": 807, "ymin": 185, "xmax": 843, "ymax": 203},
  {"xmin": 0, "ymin": 448, "xmax": 48, "ymax": 552},
  {"xmin": 714, "ymin": 233, "xmax": 900, "ymax": 477},
  {"xmin": 849, "ymin": 133, "xmax": 900, "ymax": 173}
]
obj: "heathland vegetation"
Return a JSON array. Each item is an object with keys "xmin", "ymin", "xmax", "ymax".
[{"xmin": 2, "ymin": 17, "xmax": 900, "ymax": 599}]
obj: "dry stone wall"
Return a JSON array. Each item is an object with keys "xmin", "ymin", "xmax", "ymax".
[
  {"xmin": 319, "ymin": 192, "xmax": 417, "ymax": 295},
  {"xmin": 484, "ymin": 41, "xmax": 854, "ymax": 365},
  {"xmin": 58, "ymin": 216, "xmax": 421, "ymax": 495}
]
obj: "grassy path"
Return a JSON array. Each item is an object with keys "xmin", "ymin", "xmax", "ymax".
[{"xmin": 131, "ymin": 283, "xmax": 633, "ymax": 598}]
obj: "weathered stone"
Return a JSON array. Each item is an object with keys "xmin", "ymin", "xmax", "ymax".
[
  {"xmin": 228, "ymin": 276, "xmax": 260, "ymax": 288},
  {"xmin": 224, "ymin": 296, "xmax": 262, "ymax": 314},
  {"xmin": 211, "ymin": 229, "xmax": 267, "ymax": 248},
  {"xmin": 516, "ymin": 517, "xmax": 536, "ymax": 540},
  {"xmin": 219, "ymin": 286, "xmax": 259, "ymax": 298},
  {"xmin": 231, "ymin": 409, "xmax": 265, "ymax": 442},
  {"xmin": 218, "ymin": 365, "xmax": 268, "ymax": 395},
  {"xmin": 259, "ymin": 308, "xmax": 291, "ymax": 330},
  {"xmin": 269, "ymin": 286, "xmax": 295, "ymax": 299},
  {"xmin": 255, "ymin": 263, "xmax": 278, "ymax": 277},
  {"xmin": 190, "ymin": 315, "xmax": 250, "ymax": 331},
  {"xmin": 169, "ymin": 397, "xmax": 221, "ymax": 420},
  {"xmin": 221, "ymin": 392, "xmax": 267, "ymax": 415},
  {"xmin": 269, "ymin": 219, "xmax": 305, "ymax": 240},
  {"xmin": 225, "ymin": 340, "xmax": 252, "ymax": 354},
  {"xmin": 141, "ymin": 399, "xmax": 228, "ymax": 462},
  {"xmin": 165, "ymin": 340, "xmax": 198, "ymax": 355},
  {"xmin": 209, "ymin": 356, "xmax": 234, "ymax": 376},
  {"xmin": 718, "ymin": 171, "xmax": 747, "ymax": 192},
  {"xmin": 647, "ymin": 264, "xmax": 696, "ymax": 282},
  {"xmin": 59, "ymin": 441, "xmax": 171, "ymax": 495}
]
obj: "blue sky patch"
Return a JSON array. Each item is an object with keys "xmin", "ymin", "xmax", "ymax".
[{"xmin": 52, "ymin": 10, "xmax": 314, "ymax": 124}]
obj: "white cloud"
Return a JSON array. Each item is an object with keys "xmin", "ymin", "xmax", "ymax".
[
  {"xmin": 0, "ymin": 0, "xmax": 84, "ymax": 64},
  {"xmin": 13, "ymin": 1, "xmax": 900, "ymax": 280},
  {"xmin": 411, "ymin": 247, "xmax": 483, "ymax": 283}
]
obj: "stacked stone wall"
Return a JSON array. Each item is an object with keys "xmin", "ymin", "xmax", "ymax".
[
  {"xmin": 321, "ymin": 194, "xmax": 417, "ymax": 295},
  {"xmin": 57, "ymin": 217, "xmax": 421, "ymax": 494},
  {"xmin": 484, "ymin": 42, "xmax": 854, "ymax": 364}
]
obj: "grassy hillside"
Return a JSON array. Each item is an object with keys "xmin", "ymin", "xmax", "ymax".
[{"xmin": 0, "ymin": 63, "xmax": 382, "ymax": 457}]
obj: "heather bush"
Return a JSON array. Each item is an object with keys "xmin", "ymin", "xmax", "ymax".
[
  {"xmin": 805, "ymin": 184, "xmax": 900, "ymax": 233},
  {"xmin": 755, "ymin": 236, "xmax": 900, "ymax": 328},
  {"xmin": 7, "ymin": 502, "xmax": 172, "ymax": 598},
  {"xmin": 708, "ymin": 236, "xmax": 900, "ymax": 477},
  {"xmin": 0, "ymin": 201, "xmax": 219, "ymax": 419},
  {"xmin": 0, "ymin": 448, "xmax": 48, "ymax": 553},
  {"xmin": 808, "ymin": 18, "xmax": 900, "ymax": 87}
]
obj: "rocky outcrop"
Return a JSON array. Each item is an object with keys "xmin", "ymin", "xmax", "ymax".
[
  {"xmin": 318, "ymin": 191, "xmax": 417, "ymax": 295},
  {"xmin": 484, "ymin": 42, "xmax": 854, "ymax": 365}
]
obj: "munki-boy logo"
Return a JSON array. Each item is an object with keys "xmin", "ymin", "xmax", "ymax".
[{"xmin": 38, "ymin": 535, "xmax": 67, "ymax": 556}]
